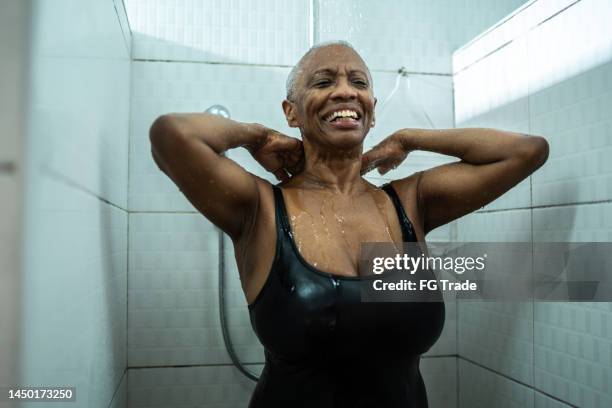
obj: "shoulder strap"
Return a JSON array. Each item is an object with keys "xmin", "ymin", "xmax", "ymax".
[
  {"xmin": 271, "ymin": 185, "xmax": 291, "ymax": 236},
  {"xmin": 381, "ymin": 183, "xmax": 417, "ymax": 242}
]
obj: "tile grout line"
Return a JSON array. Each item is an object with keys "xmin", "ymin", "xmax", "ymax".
[
  {"xmin": 476, "ymin": 198, "xmax": 612, "ymax": 214},
  {"xmin": 125, "ymin": 28, "xmax": 134, "ymax": 397},
  {"xmin": 41, "ymin": 165, "xmax": 128, "ymax": 212},
  {"xmin": 111, "ymin": 0, "xmax": 130, "ymax": 57},
  {"xmin": 459, "ymin": 356, "xmax": 580, "ymax": 408},
  {"xmin": 128, "ymin": 354, "xmax": 459, "ymax": 370},
  {"xmin": 131, "ymin": 57, "xmax": 452, "ymax": 76},
  {"xmin": 106, "ymin": 368, "xmax": 127, "ymax": 408}
]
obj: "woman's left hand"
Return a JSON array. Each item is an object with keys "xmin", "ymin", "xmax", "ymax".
[{"xmin": 361, "ymin": 132, "xmax": 411, "ymax": 175}]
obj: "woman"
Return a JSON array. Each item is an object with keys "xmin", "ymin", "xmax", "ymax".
[{"xmin": 149, "ymin": 41, "xmax": 548, "ymax": 407}]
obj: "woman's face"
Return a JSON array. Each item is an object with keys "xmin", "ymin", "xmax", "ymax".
[{"xmin": 284, "ymin": 45, "xmax": 377, "ymax": 151}]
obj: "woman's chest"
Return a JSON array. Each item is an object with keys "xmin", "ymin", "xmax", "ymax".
[{"xmin": 286, "ymin": 199, "xmax": 405, "ymax": 277}]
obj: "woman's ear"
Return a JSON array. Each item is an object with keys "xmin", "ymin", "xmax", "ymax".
[
  {"xmin": 282, "ymin": 100, "xmax": 300, "ymax": 128},
  {"xmin": 371, "ymin": 97, "xmax": 377, "ymax": 128}
]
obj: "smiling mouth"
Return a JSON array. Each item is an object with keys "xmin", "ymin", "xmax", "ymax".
[{"xmin": 324, "ymin": 109, "xmax": 362, "ymax": 123}]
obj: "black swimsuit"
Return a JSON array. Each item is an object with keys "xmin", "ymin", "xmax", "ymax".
[{"xmin": 248, "ymin": 184, "xmax": 445, "ymax": 408}]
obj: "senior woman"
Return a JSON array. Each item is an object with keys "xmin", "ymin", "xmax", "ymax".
[{"xmin": 149, "ymin": 41, "xmax": 548, "ymax": 407}]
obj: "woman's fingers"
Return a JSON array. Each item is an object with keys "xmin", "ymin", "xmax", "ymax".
[
  {"xmin": 361, "ymin": 146, "xmax": 387, "ymax": 174},
  {"xmin": 273, "ymin": 168, "xmax": 290, "ymax": 182}
]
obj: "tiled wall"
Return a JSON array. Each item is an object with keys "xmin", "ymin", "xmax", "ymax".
[
  {"xmin": 317, "ymin": 0, "xmax": 526, "ymax": 74},
  {"xmin": 17, "ymin": 1, "xmax": 131, "ymax": 407},
  {"xmin": 453, "ymin": 0, "xmax": 612, "ymax": 406}
]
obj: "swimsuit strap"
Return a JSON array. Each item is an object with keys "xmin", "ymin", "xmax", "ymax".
[
  {"xmin": 381, "ymin": 183, "xmax": 418, "ymax": 242},
  {"xmin": 271, "ymin": 184, "xmax": 292, "ymax": 238}
]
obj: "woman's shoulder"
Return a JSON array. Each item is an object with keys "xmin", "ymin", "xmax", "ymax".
[{"xmin": 386, "ymin": 171, "xmax": 423, "ymax": 196}]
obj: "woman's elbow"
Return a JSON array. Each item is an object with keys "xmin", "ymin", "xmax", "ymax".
[
  {"xmin": 516, "ymin": 135, "xmax": 549, "ymax": 170},
  {"xmin": 150, "ymin": 114, "xmax": 180, "ymax": 148}
]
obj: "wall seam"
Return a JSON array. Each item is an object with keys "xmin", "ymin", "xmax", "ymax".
[
  {"xmin": 459, "ymin": 356, "xmax": 580, "ymax": 408},
  {"xmin": 130, "ymin": 57, "xmax": 453, "ymax": 76},
  {"xmin": 111, "ymin": 0, "xmax": 130, "ymax": 57},
  {"xmin": 41, "ymin": 166, "xmax": 128, "ymax": 212}
]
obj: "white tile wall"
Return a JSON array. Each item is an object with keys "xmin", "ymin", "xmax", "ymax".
[
  {"xmin": 113, "ymin": 0, "xmax": 133, "ymax": 55},
  {"xmin": 534, "ymin": 392, "xmax": 573, "ymax": 408},
  {"xmin": 454, "ymin": 35, "xmax": 530, "ymax": 130},
  {"xmin": 125, "ymin": 0, "xmax": 310, "ymax": 65},
  {"xmin": 530, "ymin": 58, "xmax": 612, "ymax": 206},
  {"xmin": 459, "ymin": 300, "xmax": 534, "ymax": 385},
  {"xmin": 456, "ymin": 208, "xmax": 532, "ymax": 242},
  {"xmin": 124, "ymin": 0, "xmax": 527, "ymax": 72},
  {"xmin": 318, "ymin": 0, "xmax": 527, "ymax": 73},
  {"xmin": 421, "ymin": 357, "xmax": 458, "ymax": 408},
  {"xmin": 453, "ymin": 0, "xmax": 579, "ymax": 74},
  {"xmin": 30, "ymin": 0, "xmax": 131, "ymax": 209},
  {"xmin": 33, "ymin": 0, "xmax": 129, "ymax": 60},
  {"xmin": 534, "ymin": 302, "xmax": 612, "ymax": 408},
  {"xmin": 533, "ymin": 203, "xmax": 612, "ymax": 407},
  {"xmin": 459, "ymin": 359, "xmax": 535, "ymax": 408},
  {"xmin": 17, "ymin": 1, "xmax": 132, "ymax": 407},
  {"xmin": 529, "ymin": 0, "xmax": 612, "ymax": 206},
  {"xmin": 109, "ymin": 371, "xmax": 128, "ymax": 408},
  {"xmin": 129, "ymin": 213, "xmax": 228, "ymax": 367},
  {"xmin": 526, "ymin": 0, "xmax": 612, "ymax": 97},
  {"xmin": 19, "ymin": 175, "xmax": 128, "ymax": 408},
  {"xmin": 128, "ymin": 365, "xmax": 263, "ymax": 407},
  {"xmin": 456, "ymin": 210, "xmax": 534, "ymax": 385}
]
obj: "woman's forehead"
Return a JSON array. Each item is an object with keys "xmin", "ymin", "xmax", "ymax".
[
  {"xmin": 300, "ymin": 52, "xmax": 371, "ymax": 84},
  {"xmin": 303, "ymin": 46, "xmax": 368, "ymax": 71}
]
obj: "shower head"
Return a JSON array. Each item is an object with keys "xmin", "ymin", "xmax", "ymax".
[{"xmin": 205, "ymin": 104, "xmax": 231, "ymax": 119}]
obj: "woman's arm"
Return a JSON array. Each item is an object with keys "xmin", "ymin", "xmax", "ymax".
[
  {"xmin": 150, "ymin": 113, "xmax": 302, "ymax": 240},
  {"xmin": 363, "ymin": 128, "xmax": 549, "ymax": 234}
]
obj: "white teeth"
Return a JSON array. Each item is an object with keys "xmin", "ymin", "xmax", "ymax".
[{"xmin": 325, "ymin": 110, "xmax": 359, "ymax": 122}]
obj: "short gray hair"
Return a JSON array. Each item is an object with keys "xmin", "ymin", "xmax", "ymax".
[{"xmin": 285, "ymin": 40, "xmax": 372, "ymax": 101}]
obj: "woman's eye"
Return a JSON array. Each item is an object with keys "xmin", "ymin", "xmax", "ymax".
[
  {"xmin": 315, "ymin": 80, "xmax": 332, "ymax": 87},
  {"xmin": 353, "ymin": 80, "xmax": 368, "ymax": 87}
]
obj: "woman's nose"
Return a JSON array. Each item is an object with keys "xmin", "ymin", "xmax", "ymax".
[{"xmin": 330, "ymin": 78, "xmax": 357, "ymax": 99}]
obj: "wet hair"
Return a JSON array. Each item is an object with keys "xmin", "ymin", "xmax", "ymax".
[{"xmin": 285, "ymin": 40, "xmax": 372, "ymax": 101}]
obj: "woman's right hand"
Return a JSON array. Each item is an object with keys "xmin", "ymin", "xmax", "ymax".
[{"xmin": 246, "ymin": 127, "xmax": 304, "ymax": 182}]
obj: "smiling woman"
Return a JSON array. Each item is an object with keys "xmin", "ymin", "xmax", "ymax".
[{"xmin": 149, "ymin": 41, "xmax": 548, "ymax": 407}]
